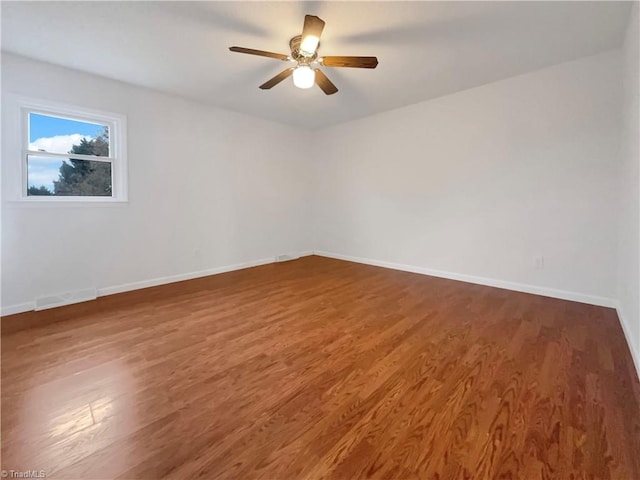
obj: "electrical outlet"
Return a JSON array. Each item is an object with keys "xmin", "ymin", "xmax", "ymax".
[{"xmin": 534, "ymin": 256, "xmax": 545, "ymax": 269}]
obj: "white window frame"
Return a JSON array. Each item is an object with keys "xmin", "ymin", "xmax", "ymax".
[{"xmin": 17, "ymin": 96, "xmax": 127, "ymax": 202}]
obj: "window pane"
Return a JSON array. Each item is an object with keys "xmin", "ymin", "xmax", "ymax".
[
  {"xmin": 29, "ymin": 113, "xmax": 109, "ymax": 157},
  {"xmin": 27, "ymin": 155, "xmax": 112, "ymax": 197}
]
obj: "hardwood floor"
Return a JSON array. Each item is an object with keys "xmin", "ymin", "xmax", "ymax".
[{"xmin": 2, "ymin": 255, "xmax": 639, "ymax": 479}]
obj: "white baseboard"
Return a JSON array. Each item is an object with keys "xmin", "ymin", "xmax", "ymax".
[
  {"xmin": 1, "ymin": 252, "xmax": 315, "ymax": 317},
  {"xmin": 313, "ymin": 250, "xmax": 618, "ymax": 308},
  {"xmin": 97, "ymin": 257, "xmax": 275, "ymax": 297},
  {"xmin": 616, "ymin": 303, "xmax": 640, "ymax": 381}
]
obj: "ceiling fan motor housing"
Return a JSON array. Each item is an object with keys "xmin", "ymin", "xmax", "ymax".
[{"xmin": 289, "ymin": 35, "xmax": 318, "ymax": 63}]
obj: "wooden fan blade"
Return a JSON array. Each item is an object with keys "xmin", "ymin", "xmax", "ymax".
[
  {"xmin": 300, "ymin": 15, "xmax": 325, "ymax": 54},
  {"xmin": 229, "ymin": 46, "xmax": 289, "ymax": 61},
  {"xmin": 322, "ymin": 56, "xmax": 378, "ymax": 68},
  {"xmin": 259, "ymin": 68, "xmax": 294, "ymax": 89},
  {"xmin": 315, "ymin": 69, "xmax": 338, "ymax": 95}
]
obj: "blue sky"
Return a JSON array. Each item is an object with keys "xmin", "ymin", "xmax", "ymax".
[
  {"xmin": 27, "ymin": 114, "xmax": 106, "ymax": 191},
  {"xmin": 30, "ymin": 113, "xmax": 103, "ymax": 142}
]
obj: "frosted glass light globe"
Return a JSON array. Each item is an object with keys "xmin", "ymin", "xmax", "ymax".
[{"xmin": 293, "ymin": 66, "xmax": 315, "ymax": 89}]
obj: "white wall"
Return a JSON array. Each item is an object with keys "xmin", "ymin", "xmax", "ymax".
[
  {"xmin": 1, "ymin": 53, "xmax": 312, "ymax": 314},
  {"xmin": 313, "ymin": 51, "xmax": 622, "ymax": 304},
  {"xmin": 618, "ymin": 4, "xmax": 640, "ymax": 372}
]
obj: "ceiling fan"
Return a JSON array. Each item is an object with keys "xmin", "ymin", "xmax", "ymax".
[{"xmin": 229, "ymin": 15, "xmax": 378, "ymax": 95}]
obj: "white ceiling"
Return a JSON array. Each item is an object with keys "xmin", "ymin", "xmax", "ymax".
[{"xmin": 1, "ymin": 1, "xmax": 632, "ymax": 129}]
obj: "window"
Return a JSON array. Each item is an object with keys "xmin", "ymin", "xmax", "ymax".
[{"xmin": 18, "ymin": 98, "xmax": 127, "ymax": 201}]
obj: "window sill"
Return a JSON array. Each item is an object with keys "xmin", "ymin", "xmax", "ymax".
[{"xmin": 5, "ymin": 198, "xmax": 129, "ymax": 207}]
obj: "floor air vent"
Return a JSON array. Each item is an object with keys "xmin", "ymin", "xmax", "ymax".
[
  {"xmin": 276, "ymin": 254, "xmax": 300, "ymax": 263},
  {"xmin": 35, "ymin": 287, "xmax": 98, "ymax": 311}
]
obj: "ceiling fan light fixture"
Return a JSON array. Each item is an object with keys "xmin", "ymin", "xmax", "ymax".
[
  {"xmin": 293, "ymin": 65, "xmax": 315, "ymax": 89},
  {"xmin": 300, "ymin": 35, "xmax": 320, "ymax": 56},
  {"xmin": 228, "ymin": 14, "xmax": 378, "ymax": 95}
]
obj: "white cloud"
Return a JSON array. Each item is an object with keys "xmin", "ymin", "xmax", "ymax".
[
  {"xmin": 27, "ymin": 156, "xmax": 64, "ymax": 191},
  {"xmin": 29, "ymin": 134, "xmax": 93, "ymax": 154}
]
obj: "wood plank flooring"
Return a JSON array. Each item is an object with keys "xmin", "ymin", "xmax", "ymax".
[{"xmin": 2, "ymin": 255, "xmax": 639, "ymax": 479}]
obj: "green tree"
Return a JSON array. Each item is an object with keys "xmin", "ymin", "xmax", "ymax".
[
  {"xmin": 27, "ymin": 185, "xmax": 53, "ymax": 196},
  {"xmin": 53, "ymin": 128, "xmax": 111, "ymax": 196}
]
